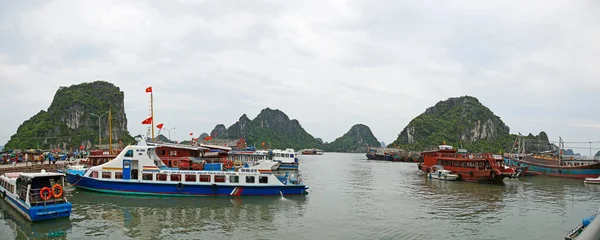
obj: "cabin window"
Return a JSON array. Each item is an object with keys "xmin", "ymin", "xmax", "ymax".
[
  {"xmin": 290, "ymin": 154, "xmax": 294, "ymax": 158},
  {"xmin": 169, "ymin": 151, "xmax": 177, "ymax": 156},
  {"xmin": 185, "ymin": 175, "xmax": 196, "ymax": 182},
  {"xmin": 246, "ymin": 176, "xmax": 255, "ymax": 183},
  {"xmin": 157, "ymin": 174, "xmax": 167, "ymax": 181},
  {"xmin": 214, "ymin": 176, "xmax": 226, "ymax": 183},
  {"xmin": 125, "ymin": 150, "xmax": 134, "ymax": 157},
  {"xmin": 170, "ymin": 174, "xmax": 181, "ymax": 182},
  {"xmin": 229, "ymin": 176, "xmax": 239, "ymax": 183},
  {"xmin": 259, "ymin": 176, "xmax": 268, "ymax": 184},
  {"xmin": 199, "ymin": 175, "xmax": 211, "ymax": 182},
  {"xmin": 142, "ymin": 173, "xmax": 153, "ymax": 181},
  {"xmin": 115, "ymin": 172, "xmax": 123, "ymax": 179},
  {"xmin": 91, "ymin": 171, "xmax": 98, "ymax": 178},
  {"xmin": 160, "ymin": 150, "xmax": 166, "ymax": 156},
  {"xmin": 102, "ymin": 172, "xmax": 112, "ymax": 179}
]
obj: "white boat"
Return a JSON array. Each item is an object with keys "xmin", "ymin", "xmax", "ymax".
[
  {"xmin": 65, "ymin": 140, "xmax": 308, "ymax": 197},
  {"xmin": 584, "ymin": 176, "xmax": 600, "ymax": 184},
  {"xmin": 0, "ymin": 170, "xmax": 72, "ymax": 221},
  {"xmin": 428, "ymin": 169, "xmax": 459, "ymax": 181}
]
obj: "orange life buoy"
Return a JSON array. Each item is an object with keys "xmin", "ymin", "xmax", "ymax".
[
  {"xmin": 52, "ymin": 184, "xmax": 63, "ymax": 198},
  {"xmin": 223, "ymin": 161, "xmax": 233, "ymax": 169},
  {"xmin": 172, "ymin": 159, "xmax": 179, "ymax": 168},
  {"xmin": 40, "ymin": 187, "xmax": 52, "ymax": 201}
]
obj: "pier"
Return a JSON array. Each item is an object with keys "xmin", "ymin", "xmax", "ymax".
[{"xmin": 0, "ymin": 162, "xmax": 69, "ymax": 174}]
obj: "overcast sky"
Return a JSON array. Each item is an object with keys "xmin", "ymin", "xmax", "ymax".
[{"xmin": 1, "ymin": 0, "xmax": 599, "ymax": 153}]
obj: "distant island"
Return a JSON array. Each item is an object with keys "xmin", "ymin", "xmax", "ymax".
[{"xmin": 3, "ymin": 81, "xmax": 561, "ymax": 154}]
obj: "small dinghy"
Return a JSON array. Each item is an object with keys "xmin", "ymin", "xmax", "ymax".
[
  {"xmin": 584, "ymin": 176, "xmax": 600, "ymax": 184},
  {"xmin": 428, "ymin": 167, "xmax": 459, "ymax": 181}
]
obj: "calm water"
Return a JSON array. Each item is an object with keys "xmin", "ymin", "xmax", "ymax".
[{"xmin": 1, "ymin": 153, "xmax": 599, "ymax": 239}]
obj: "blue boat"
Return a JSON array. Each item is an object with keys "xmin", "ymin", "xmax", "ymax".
[
  {"xmin": 0, "ymin": 171, "xmax": 72, "ymax": 221},
  {"xmin": 66, "ymin": 142, "xmax": 308, "ymax": 197}
]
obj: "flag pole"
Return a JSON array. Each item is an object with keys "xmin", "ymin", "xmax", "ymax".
[
  {"xmin": 151, "ymin": 91, "xmax": 155, "ymax": 140},
  {"xmin": 109, "ymin": 107, "xmax": 113, "ymax": 153}
]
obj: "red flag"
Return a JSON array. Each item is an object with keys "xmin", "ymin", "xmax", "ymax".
[
  {"xmin": 204, "ymin": 136, "xmax": 209, "ymax": 141},
  {"xmin": 190, "ymin": 132, "xmax": 193, "ymax": 136},
  {"xmin": 79, "ymin": 145, "xmax": 83, "ymax": 150},
  {"xmin": 142, "ymin": 116, "xmax": 152, "ymax": 124},
  {"xmin": 156, "ymin": 123, "xmax": 164, "ymax": 129},
  {"xmin": 146, "ymin": 86, "xmax": 152, "ymax": 93},
  {"xmin": 207, "ymin": 136, "xmax": 212, "ymax": 141}
]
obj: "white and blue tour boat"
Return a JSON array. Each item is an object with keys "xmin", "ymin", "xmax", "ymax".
[
  {"xmin": 0, "ymin": 171, "xmax": 72, "ymax": 221},
  {"xmin": 65, "ymin": 141, "xmax": 308, "ymax": 197}
]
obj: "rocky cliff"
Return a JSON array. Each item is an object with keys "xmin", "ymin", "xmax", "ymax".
[
  {"xmin": 390, "ymin": 96, "xmax": 513, "ymax": 152},
  {"xmin": 4, "ymin": 81, "xmax": 134, "ymax": 150},
  {"xmin": 213, "ymin": 108, "xmax": 321, "ymax": 149},
  {"xmin": 210, "ymin": 124, "xmax": 227, "ymax": 138},
  {"xmin": 323, "ymin": 124, "xmax": 380, "ymax": 153}
]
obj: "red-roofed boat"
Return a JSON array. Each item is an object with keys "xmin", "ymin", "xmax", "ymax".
[{"xmin": 417, "ymin": 144, "xmax": 517, "ymax": 184}]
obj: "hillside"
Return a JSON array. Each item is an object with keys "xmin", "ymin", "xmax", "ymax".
[
  {"xmin": 213, "ymin": 108, "xmax": 321, "ymax": 149},
  {"xmin": 324, "ymin": 124, "xmax": 380, "ymax": 153},
  {"xmin": 389, "ymin": 96, "xmax": 536, "ymax": 153},
  {"xmin": 155, "ymin": 134, "xmax": 175, "ymax": 143},
  {"xmin": 4, "ymin": 81, "xmax": 134, "ymax": 150}
]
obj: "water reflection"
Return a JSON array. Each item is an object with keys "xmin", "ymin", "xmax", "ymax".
[
  {"xmin": 0, "ymin": 200, "xmax": 72, "ymax": 239},
  {"xmin": 68, "ymin": 190, "xmax": 307, "ymax": 239}
]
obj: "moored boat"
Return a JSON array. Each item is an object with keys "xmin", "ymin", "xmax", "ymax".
[
  {"xmin": 584, "ymin": 176, "xmax": 600, "ymax": 184},
  {"xmin": 507, "ymin": 136, "xmax": 600, "ymax": 179},
  {"xmin": 270, "ymin": 149, "xmax": 299, "ymax": 170},
  {"xmin": 300, "ymin": 149, "xmax": 323, "ymax": 155},
  {"xmin": 417, "ymin": 144, "xmax": 517, "ymax": 184},
  {"xmin": 0, "ymin": 171, "xmax": 72, "ymax": 221},
  {"xmin": 565, "ymin": 209, "xmax": 599, "ymax": 240},
  {"xmin": 65, "ymin": 141, "xmax": 308, "ymax": 197},
  {"xmin": 427, "ymin": 167, "xmax": 459, "ymax": 181}
]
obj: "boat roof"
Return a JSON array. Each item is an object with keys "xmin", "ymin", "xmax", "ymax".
[
  {"xmin": 151, "ymin": 142, "xmax": 209, "ymax": 151},
  {"xmin": 199, "ymin": 144, "xmax": 232, "ymax": 151},
  {"xmin": 4, "ymin": 171, "xmax": 65, "ymax": 179}
]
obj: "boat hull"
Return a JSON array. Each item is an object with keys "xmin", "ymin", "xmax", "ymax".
[
  {"xmin": 1, "ymin": 191, "xmax": 71, "ymax": 222},
  {"xmin": 277, "ymin": 163, "xmax": 299, "ymax": 170},
  {"xmin": 66, "ymin": 173, "xmax": 308, "ymax": 197},
  {"xmin": 507, "ymin": 158, "xmax": 600, "ymax": 179},
  {"xmin": 418, "ymin": 164, "xmax": 509, "ymax": 184},
  {"xmin": 427, "ymin": 173, "xmax": 458, "ymax": 181}
]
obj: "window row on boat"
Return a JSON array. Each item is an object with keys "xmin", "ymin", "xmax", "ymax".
[
  {"xmin": 436, "ymin": 160, "xmax": 495, "ymax": 169},
  {"xmin": 89, "ymin": 171, "xmax": 271, "ymax": 184},
  {"xmin": 0, "ymin": 178, "xmax": 14, "ymax": 193}
]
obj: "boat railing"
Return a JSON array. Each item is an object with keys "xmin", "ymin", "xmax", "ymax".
[{"xmin": 28, "ymin": 187, "xmax": 67, "ymax": 206}]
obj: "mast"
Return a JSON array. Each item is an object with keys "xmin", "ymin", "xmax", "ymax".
[
  {"xmin": 151, "ymin": 91, "xmax": 155, "ymax": 140},
  {"xmin": 559, "ymin": 137, "xmax": 563, "ymax": 166},
  {"xmin": 109, "ymin": 107, "xmax": 113, "ymax": 154}
]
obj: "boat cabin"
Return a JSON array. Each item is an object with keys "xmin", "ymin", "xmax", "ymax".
[{"xmin": 1, "ymin": 172, "xmax": 68, "ymax": 206}]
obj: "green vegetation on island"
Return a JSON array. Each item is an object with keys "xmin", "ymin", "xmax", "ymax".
[
  {"xmin": 213, "ymin": 108, "xmax": 321, "ymax": 150},
  {"xmin": 4, "ymin": 81, "xmax": 134, "ymax": 150},
  {"xmin": 389, "ymin": 96, "xmax": 550, "ymax": 153},
  {"xmin": 323, "ymin": 124, "xmax": 380, "ymax": 153}
]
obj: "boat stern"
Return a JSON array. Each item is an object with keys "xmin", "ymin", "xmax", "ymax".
[{"xmin": 29, "ymin": 202, "xmax": 72, "ymax": 221}]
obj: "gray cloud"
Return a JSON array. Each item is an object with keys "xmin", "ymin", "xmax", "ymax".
[{"xmin": 1, "ymin": 0, "xmax": 600, "ymax": 153}]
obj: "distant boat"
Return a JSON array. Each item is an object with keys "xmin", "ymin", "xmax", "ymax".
[
  {"xmin": 300, "ymin": 149, "xmax": 323, "ymax": 155},
  {"xmin": 0, "ymin": 171, "xmax": 72, "ymax": 221}
]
